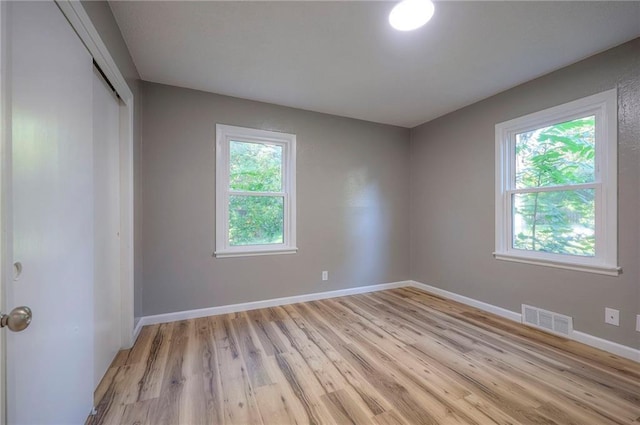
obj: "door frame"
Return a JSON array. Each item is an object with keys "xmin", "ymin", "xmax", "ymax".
[
  {"xmin": 0, "ymin": 1, "xmax": 8, "ymax": 422},
  {"xmin": 0, "ymin": 0, "xmax": 135, "ymax": 421}
]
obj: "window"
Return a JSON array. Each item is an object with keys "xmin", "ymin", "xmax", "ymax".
[
  {"xmin": 494, "ymin": 89, "xmax": 619, "ymax": 275},
  {"xmin": 215, "ymin": 124, "xmax": 297, "ymax": 258}
]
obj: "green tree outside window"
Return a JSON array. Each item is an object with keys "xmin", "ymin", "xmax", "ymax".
[
  {"xmin": 513, "ymin": 116, "xmax": 596, "ymax": 256},
  {"xmin": 228, "ymin": 140, "xmax": 285, "ymax": 246}
]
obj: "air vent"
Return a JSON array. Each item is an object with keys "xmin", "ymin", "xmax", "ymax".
[{"xmin": 521, "ymin": 304, "xmax": 573, "ymax": 337}]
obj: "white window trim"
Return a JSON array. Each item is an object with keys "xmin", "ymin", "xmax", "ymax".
[
  {"xmin": 494, "ymin": 89, "xmax": 620, "ymax": 276},
  {"xmin": 215, "ymin": 124, "xmax": 297, "ymax": 258}
]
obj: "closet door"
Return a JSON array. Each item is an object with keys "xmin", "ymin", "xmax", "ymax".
[
  {"xmin": 7, "ymin": 1, "xmax": 94, "ymax": 422},
  {"xmin": 93, "ymin": 66, "xmax": 122, "ymax": 390}
]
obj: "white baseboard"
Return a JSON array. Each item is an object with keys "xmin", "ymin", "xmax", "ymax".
[
  {"xmin": 409, "ymin": 280, "xmax": 640, "ymax": 363},
  {"xmin": 409, "ymin": 280, "xmax": 523, "ymax": 322},
  {"xmin": 133, "ymin": 280, "xmax": 411, "ymax": 341},
  {"xmin": 572, "ymin": 331, "xmax": 640, "ymax": 362},
  {"xmin": 132, "ymin": 278, "xmax": 639, "ymax": 363},
  {"xmin": 132, "ymin": 317, "xmax": 144, "ymax": 342}
]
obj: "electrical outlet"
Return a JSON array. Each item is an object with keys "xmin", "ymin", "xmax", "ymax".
[
  {"xmin": 636, "ymin": 315, "xmax": 640, "ymax": 332},
  {"xmin": 604, "ymin": 308, "xmax": 619, "ymax": 326},
  {"xmin": 322, "ymin": 271, "xmax": 328, "ymax": 281}
]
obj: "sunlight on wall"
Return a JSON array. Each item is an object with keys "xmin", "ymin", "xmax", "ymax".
[{"xmin": 345, "ymin": 168, "xmax": 387, "ymax": 285}]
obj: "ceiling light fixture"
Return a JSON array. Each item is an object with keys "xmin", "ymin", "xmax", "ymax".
[{"xmin": 389, "ymin": 0, "xmax": 435, "ymax": 31}]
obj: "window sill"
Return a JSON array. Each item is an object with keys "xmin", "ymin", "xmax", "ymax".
[
  {"xmin": 493, "ymin": 252, "xmax": 621, "ymax": 276},
  {"xmin": 214, "ymin": 247, "xmax": 298, "ymax": 258}
]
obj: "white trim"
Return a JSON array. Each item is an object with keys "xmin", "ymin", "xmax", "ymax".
[
  {"xmin": 55, "ymin": 1, "xmax": 135, "ymax": 348},
  {"xmin": 117, "ymin": 87, "xmax": 135, "ymax": 349},
  {"xmin": 215, "ymin": 124, "xmax": 297, "ymax": 258},
  {"xmin": 493, "ymin": 253, "xmax": 621, "ymax": 276},
  {"xmin": 409, "ymin": 281, "xmax": 640, "ymax": 362},
  {"xmin": 55, "ymin": 1, "xmax": 132, "ymax": 102},
  {"xmin": 0, "ymin": 2, "xmax": 8, "ymax": 422},
  {"xmin": 508, "ymin": 182, "xmax": 597, "ymax": 194},
  {"xmin": 214, "ymin": 247, "xmax": 298, "ymax": 259},
  {"xmin": 133, "ymin": 318, "xmax": 144, "ymax": 343},
  {"xmin": 572, "ymin": 331, "xmax": 640, "ymax": 362},
  {"xmin": 134, "ymin": 281, "xmax": 411, "ymax": 337},
  {"xmin": 132, "ymin": 279, "xmax": 640, "ymax": 362},
  {"xmin": 494, "ymin": 89, "xmax": 618, "ymax": 275},
  {"xmin": 409, "ymin": 281, "xmax": 522, "ymax": 322}
]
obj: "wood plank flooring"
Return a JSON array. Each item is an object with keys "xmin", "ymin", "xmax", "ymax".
[{"xmin": 87, "ymin": 287, "xmax": 640, "ymax": 424}]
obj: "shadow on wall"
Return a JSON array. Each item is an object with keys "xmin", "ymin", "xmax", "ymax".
[{"xmin": 345, "ymin": 168, "xmax": 387, "ymax": 284}]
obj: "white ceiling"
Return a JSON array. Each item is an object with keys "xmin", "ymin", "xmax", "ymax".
[{"xmin": 109, "ymin": 1, "xmax": 640, "ymax": 128}]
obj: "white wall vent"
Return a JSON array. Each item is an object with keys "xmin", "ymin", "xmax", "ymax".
[{"xmin": 521, "ymin": 304, "xmax": 573, "ymax": 337}]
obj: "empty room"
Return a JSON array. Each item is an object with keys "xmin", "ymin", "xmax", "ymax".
[{"xmin": 1, "ymin": 0, "xmax": 639, "ymax": 424}]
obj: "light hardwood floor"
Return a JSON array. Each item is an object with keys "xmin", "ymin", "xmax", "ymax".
[{"xmin": 87, "ymin": 287, "xmax": 640, "ymax": 424}]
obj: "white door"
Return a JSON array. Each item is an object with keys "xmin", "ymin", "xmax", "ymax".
[
  {"xmin": 93, "ymin": 67, "xmax": 122, "ymax": 390},
  {"xmin": 7, "ymin": 1, "xmax": 95, "ymax": 423}
]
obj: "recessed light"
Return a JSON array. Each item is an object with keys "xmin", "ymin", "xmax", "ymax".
[{"xmin": 389, "ymin": 0, "xmax": 435, "ymax": 32}]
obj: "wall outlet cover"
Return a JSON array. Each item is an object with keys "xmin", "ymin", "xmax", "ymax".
[
  {"xmin": 322, "ymin": 271, "xmax": 328, "ymax": 281},
  {"xmin": 636, "ymin": 314, "xmax": 640, "ymax": 332},
  {"xmin": 604, "ymin": 307, "xmax": 619, "ymax": 326}
]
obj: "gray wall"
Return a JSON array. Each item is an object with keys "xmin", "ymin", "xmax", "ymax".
[
  {"xmin": 86, "ymin": 0, "xmax": 638, "ymax": 349},
  {"xmin": 140, "ymin": 82, "xmax": 410, "ymax": 316},
  {"xmin": 81, "ymin": 1, "xmax": 144, "ymax": 318},
  {"xmin": 410, "ymin": 39, "xmax": 640, "ymax": 348}
]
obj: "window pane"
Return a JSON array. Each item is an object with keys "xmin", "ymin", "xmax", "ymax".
[
  {"xmin": 515, "ymin": 116, "xmax": 595, "ymax": 189},
  {"xmin": 229, "ymin": 195, "xmax": 284, "ymax": 246},
  {"xmin": 512, "ymin": 189, "xmax": 595, "ymax": 256},
  {"xmin": 230, "ymin": 140, "xmax": 282, "ymax": 192}
]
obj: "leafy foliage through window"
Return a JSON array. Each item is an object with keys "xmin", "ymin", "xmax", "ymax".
[
  {"xmin": 229, "ymin": 141, "xmax": 284, "ymax": 246},
  {"xmin": 495, "ymin": 89, "xmax": 618, "ymax": 275},
  {"xmin": 513, "ymin": 117, "xmax": 595, "ymax": 256},
  {"xmin": 216, "ymin": 125, "xmax": 296, "ymax": 257}
]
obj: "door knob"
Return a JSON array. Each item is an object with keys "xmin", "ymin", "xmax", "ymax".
[{"xmin": 0, "ymin": 306, "xmax": 32, "ymax": 332}]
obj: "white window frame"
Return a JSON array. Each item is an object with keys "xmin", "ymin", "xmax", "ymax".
[
  {"xmin": 494, "ymin": 89, "xmax": 619, "ymax": 276},
  {"xmin": 215, "ymin": 124, "xmax": 297, "ymax": 258}
]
